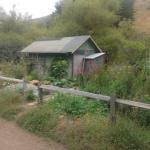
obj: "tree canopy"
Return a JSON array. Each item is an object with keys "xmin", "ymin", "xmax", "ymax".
[{"xmin": 0, "ymin": 0, "xmax": 149, "ymax": 65}]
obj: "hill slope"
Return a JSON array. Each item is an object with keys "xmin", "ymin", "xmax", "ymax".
[{"xmin": 134, "ymin": 0, "xmax": 150, "ymax": 34}]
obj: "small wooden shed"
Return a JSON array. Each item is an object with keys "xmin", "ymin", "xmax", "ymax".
[{"xmin": 21, "ymin": 35, "xmax": 105, "ymax": 77}]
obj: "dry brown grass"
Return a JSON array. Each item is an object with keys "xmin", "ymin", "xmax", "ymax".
[{"xmin": 134, "ymin": 0, "xmax": 150, "ymax": 34}]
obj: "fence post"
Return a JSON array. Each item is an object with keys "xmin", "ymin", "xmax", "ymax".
[
  {"xmin": 38, "ymin": 85, "xmax": 43, "ymax": 104},
  {"xmin": 22, "ymin": 79, "xmax": 27, "ymax": 101},
  {"xmin": 110, "ymin": 94, "xmax": 116, "ymax": 125}
]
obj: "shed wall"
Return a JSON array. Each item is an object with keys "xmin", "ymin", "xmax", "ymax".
[
  {"xmin": 26, "ymin": 53, "xmax": 73, "ymax": 77},
  {"xmin": 72, "ymin": 39, "xmax": 101, "ymax": 76}
]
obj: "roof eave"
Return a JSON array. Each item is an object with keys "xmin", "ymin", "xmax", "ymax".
[{"xmin": 21, "ymin": 51, "xmax": 69, "ymax": 54}]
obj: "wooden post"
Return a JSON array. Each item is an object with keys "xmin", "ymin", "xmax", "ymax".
[
  {"xmin": 22, "ymin": 79, "xmax": 27, "ymax": 101},
  {"xmin": 38, "ymin": 85, "xmax": 43, "ymax": 104},
  {"xmin": 110, "ymin": 94, "xmax": 116, "ymax": 125}
]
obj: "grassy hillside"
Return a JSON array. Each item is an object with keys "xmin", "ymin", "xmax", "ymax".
[{"xmin": 134, "ymin": 0, "xmax": 150, "ymax": 34}]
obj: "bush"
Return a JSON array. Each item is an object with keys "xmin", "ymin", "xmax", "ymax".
[
  {"xmin": 55, "ymin": 116, "xmax": 150, "ymax": 150},
  {"xmin": 0, "ymin": 90, "xmax": 23, "ymax": 120},
  {"xmin": 0, "ymin": 62, "xmax": 26, "ymax": 79},
  {"xmin": 27, "ymin": 70, "xmax": 40, "ymax": 80},
  {"xmin": 129, "ymin": 107, "xmax": 150, "ymax": 127},
  {"xmin": 19, "ymin": 108, "xmax": 150, "ymax": 150},
  {"xmin": 17, "ymin": 104, "xmax": 58, "ymax": 137},
  {"xmin": 108, "ymin": 118, "xmax": 150, "ymax": 150},
  {"xmin": 17, "ymin": 94, "xmax": 150, "ymax": 150},
  {"xmin": 25, "ymin": 90, "xmax": 36, "ymax": 102},
  {"xmin": 50, "ymin": 58, "xmax": 68, "ymax": 79},
  {"xmin": 49, "ymin": 94, "xmax": 108, "ymax": 117}
]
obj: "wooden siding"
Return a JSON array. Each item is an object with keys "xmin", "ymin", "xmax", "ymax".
[
  {"xmin": 84, "ymin": 55, "xmax": 105, "ymax": 74},
  {"xmin": 73, "ymin": 39, "xmax": 103, "ymax": 75},
  {"xmin": 25, "ymin": 53, "xmax": 72, "ymax": 77}
]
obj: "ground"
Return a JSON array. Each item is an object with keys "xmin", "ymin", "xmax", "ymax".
[
  {"xmin": 134, "ymin": 0, "xmax": 150, "ymax": 34},
  {"xmin": 0, "ymin": 119, "xmax": 66, "ymax": 150}
]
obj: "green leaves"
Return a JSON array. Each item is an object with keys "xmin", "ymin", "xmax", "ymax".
[
  {"xmin": 49, "ymin": 93, "xmax": 108, "ymax": 117},
  {"xmin": 50, "ymin": 58, "xmax": 68, "ymax": 79},
  {"xmin": 50, "ymin": 0, "xmax": 121, "ymax": 36}
]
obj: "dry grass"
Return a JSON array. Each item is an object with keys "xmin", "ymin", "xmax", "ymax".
[{"xmin": 134, "ymin": 0, "xmax": 150, "ymax": 34}]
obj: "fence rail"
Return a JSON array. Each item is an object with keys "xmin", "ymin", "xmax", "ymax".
[
  {"xmin": 0, "ymin": 75, "xmax": 150, "ymax": 110},
  {"xmin": 40, "ymin": 85, "xmax": 150, "ymax": 110},
  {"xmin": 0, "ymin": 76, "xmax": 23, "ymax": 83},
  {"xmin": 1, "ymin": 75, "xmax": 150, "ymax": 124}
]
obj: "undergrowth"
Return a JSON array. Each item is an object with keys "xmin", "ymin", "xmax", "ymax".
[
  {"xmin": 0, "ymin": 90, "xmax": 23, "ymax": 120},
  {"xmin": 17, "ymin": 93, "xmax": 150, "ymax": 150}
]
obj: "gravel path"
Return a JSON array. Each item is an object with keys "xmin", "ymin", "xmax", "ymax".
[{"xmin": 0, "ymin": 119, "xmax": 66, "ymax": 150}]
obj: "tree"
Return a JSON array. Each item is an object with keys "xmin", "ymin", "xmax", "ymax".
[
  {"xmin": 120, "ymin": 0, "xmax": 135, "ymax": 19},
  {"xmin": 49, "ymin": 0, "xmax": 121, "ymax": 36}
]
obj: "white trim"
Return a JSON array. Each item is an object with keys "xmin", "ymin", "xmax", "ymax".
[{"xmin": 85, "ymin": 53, "xmax": 105, "ymax": 59}]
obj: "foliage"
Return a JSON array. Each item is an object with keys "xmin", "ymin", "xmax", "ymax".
[
  {"xmin": 0, "ymin": 6, "xmax": 50, "ymax": 61},
  {"xmin": 50, "ymin": 58, "xmax": 68, "ymax": 79},
  {"xmin": 84, "ymin": 66, "xmax": 150, "ymax": 99},
  {"xmin": 108, "ymin": 118, "xmax": 150, "ymax": 150},
  {"xmin": 17, "ymin": 104, "xmax": 58, "ymax": 137},
  {"xmin": 83, "ymin": 66, "xmax": 150, "ymax": 127},
  {"xmin": 0, "ymin": 62, "xmax": 27, "ymax": 79},
  {"xmin": 120, "ymin": 0, "xmax": 135, "ymax": 19},
  {"xmin": 48, "ymin": 93, "xmax": 108, "ymax": 117},
  {"xmin": 129, "ymin": 108, "xmax": 150, "ymax": 127},
  {"xmin": 50, "ymin": 0, "xmax": 121, "ymax": 36},
  {"xmin": 25, "ymin": 90, "xmax": 36, "ymax": 102},
  {"xmin": 0, "ymin": 90, "xmax": 23, "ymax": 120},
  {"xmin": 27, "ymin": 70, "xmax": 41, "ymax": 80},
  {"xmin": 18, "ymin": 101, "xmax": 150, "ymax": 150}
]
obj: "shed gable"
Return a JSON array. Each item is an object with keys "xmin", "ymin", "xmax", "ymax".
[{"xmin": 75, "ymin": 39, "xmax": 100, "ymax": 55}]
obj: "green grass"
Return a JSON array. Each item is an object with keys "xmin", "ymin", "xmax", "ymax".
[
  {"xmin": 17, "ymin": 93, "xmax": 150, "ymax": 150},
  {"xmin": 47, "ymin": 93, "xmax": 108, "ymax": 117},
  {"xmin": 0, "ymin": 90, "xmax": 23, "ymax": 120},
  {"xmin": 17, "ymin": 104, "xmax": 58, "ymax": 137}
]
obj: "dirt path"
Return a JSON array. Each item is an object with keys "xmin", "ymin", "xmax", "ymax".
[{"xmin": 0, "ymin": 119, "xmax": 66, "ymax": 150}]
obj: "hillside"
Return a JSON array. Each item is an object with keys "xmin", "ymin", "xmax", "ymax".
[
  {"xmin": 31, "ymin": 15, "xmax": 51, "ymax": 25},
  {"xmin": 134, "ymin": 0, "xmax": 150, "ymax": 34}
]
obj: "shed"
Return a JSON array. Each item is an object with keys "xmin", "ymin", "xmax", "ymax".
[{"xmin": 21, "ymin": 35, "xmax": 105, "ymax": 77}]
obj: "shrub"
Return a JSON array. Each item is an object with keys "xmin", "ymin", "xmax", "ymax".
[
  {"xmin": 108, "ymin": 118, "xmax": 150, "ymax": 150},
  {"xmin": 0, "ymin": 90, "xmax": 23, "ymax": 120},
  {"xmin": 17, "ymin": 93, "xmax": 150, "ymax": 150},
  {"xmin": 0, "ymin": 62, "xmax": 26, "ymax": 79},
  {"xmin": 17, "ymin": 104, "xmax": 58, "ymax": 137},
  {"xmin": 28, "ymin": 70, "xmax": 40, "ymax": 80},
  {"xmin": 50, "ymin": 94, "xmax": 108, "ymax": 117},
  {"xmin": 50, "ymin": 57, "xmax": 68, "ymax": 79},
  {"xmin": 25, "ymin": 90, "xmax": 36, "ymax": 102},
  {"xmin": 129, "ymin": 107, "xmax": 150, "ymax": 127}
]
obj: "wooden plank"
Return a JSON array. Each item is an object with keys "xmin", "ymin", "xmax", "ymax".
[
  {"xmin": 116, "ymin": 99, "xmax": 150, "ymax": 110},
  {"xmin": 0, "ymin": 76, "xmax": 23, "ymax": 83},
  {"xmin": 110, "ymin": 94, "xmax": 116, "ymax": 125},
  {"xmin": 38, "ymin": 86, "xmax": 43, "ymax": 104},
  {"xmin": 40, "ymin": 85, "xmax": 110, "ymax": 102},
  {"xmin": 22, "ymin": 79, "xmax": 27, "ymax": 101},
  {"xmin": 0, "ymin": 76, "xmax": 150, "ymax": 110},
  {"xmin": 40, "ymin": 85, "xmax": 150, "ymax": 110}
]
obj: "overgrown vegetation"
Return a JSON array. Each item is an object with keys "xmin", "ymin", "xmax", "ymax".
[
  {"xmin": 25, "ymin": 90, "xmax": 36, "ymax": 102},
  {"xmin": 50, "ymin": 57, "xmax": 68, "ymax": 79},
  {"xmin": 0, "ymin": 90, "xmax": 23, "ymax": 120},
  {"xmin": 83, "ymin": 65, "xmax": 150, "ymax": 100},
  {"xmin": 18, "ymin": 94, "xmax": 150, "ymax": 150},
  {"xmin": 0, "ymin": 0, "xmax": 150, "ymax": 149}
]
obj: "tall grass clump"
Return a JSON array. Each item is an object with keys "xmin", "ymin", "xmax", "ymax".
[
  {"xmin": 0, "ymin": 90, "xmax": 23, "ymax": 120},
  {"xmin": 17, "ymin": 104, "xmax": 59, "ymax": 137},
  {"xmin": 17, "ymin": 93, "xmax": 150, "ymax": 150},
  {"xmin": 48, "ymin": 93, "xmax": 108, "ymax": 117},
  {"xmin": 55, "ymin": 116, "xmax": 150, "ymax": 150},
  {"xmin": 0, "ymin": 62, "xmax": 27, "ymax": 79}
]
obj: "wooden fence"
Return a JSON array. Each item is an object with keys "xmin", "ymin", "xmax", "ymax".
[{"xmin": 0, "ymin": 76, "xmax": 150, "ymax": 124}]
